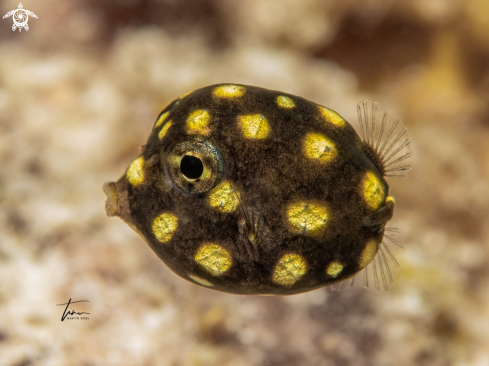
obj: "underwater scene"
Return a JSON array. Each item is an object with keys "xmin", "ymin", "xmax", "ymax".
[{"xmin": 0, "ymin": 0, "xmax": 488, "ymax": 365}]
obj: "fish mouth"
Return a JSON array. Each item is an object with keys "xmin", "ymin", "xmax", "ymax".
[
  {"xmin": 103, "ymin": 181, "xmax": 119, "ymax": 217},
  {"xmin": 102, "ymin": 180, "xmax": 133, "ymax": 225}
]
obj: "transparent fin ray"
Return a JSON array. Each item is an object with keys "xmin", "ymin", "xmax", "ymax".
[
  {"xmin": 357, "ymin": 100, "xmax": 413, "ymax": 179},
  {"xmin": 330, "ymin": 228, "xmax": 403, "ymax": 292}
]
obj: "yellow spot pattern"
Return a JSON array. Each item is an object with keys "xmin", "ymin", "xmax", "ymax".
[
  {"xmin": 126, "ymin": 156, "xmax": 145, "ymax": 186},
  {"xmin": 213, "ymin": 84, "xmax": 246, "ymax": 98},
  {"xmin": 273, "ymin": 254, "xmax": 307, "ymax": 286},
  {"xmin": 189, "ymin": 275, "xmax": 213, "ymax": 287},
  {"xmin": 318, "ymin": 106, "xmax": 346, "ymax": 127},
  {"xmin": 286, "ymin": 201, "xmax": 329, "ymax": 235},
  {"xmin": 208, "ymin": 180, "xmax": 240, "ymax": 213},
  {"xmin": 303, "ymin": 132, "xmax": 337, "ymax": 163},
  {"xmin": 363, "ymin": 171, "xmax": 386, "ymax": 210},
  {"xmin": 195, "ymin": 243, "xmax": 232, "ymax": 276},
  {"xmin": 277, "ymin": 95, "xmax": 295, "ymax": 108},
  {"xmin": 326, "ymin": 262, "xmax": 344, "ymax": 278},
  {"xmin": 158, "ymin": 120, "xmax": 172, "ymax": 140},
  {"xmin": 152, "ymin": 213, "xmax": 178, "ymax": 243},
  {"xmin": 386, "ymin": 195, "xmax": 396, "ymax": 205},
  {"xmin": 360, "ymin": 239, "xmax": 379, "ymax": 268},
  {"xmin": 154, "ymin": 111, "xmax": 169, "ymax": 129},
  {"xmin": 238, "ymin": 114, "xmax": 270, "ymax": 139},
  {"xmin": 186, "ymin": 109, "xmax": 211, "ymax": 135}
]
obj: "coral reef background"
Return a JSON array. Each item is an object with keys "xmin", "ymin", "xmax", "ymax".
[{"xmin": 1, "ymin": 0, "xmax": 489, "ymax": 365}]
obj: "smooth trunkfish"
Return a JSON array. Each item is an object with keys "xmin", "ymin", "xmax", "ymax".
[{"xmin": 103, "ymin": 84, "xmax": 412, "ymax": 295}]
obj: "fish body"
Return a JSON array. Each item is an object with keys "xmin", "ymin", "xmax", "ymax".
[{"xmin": 104, "ymin": 84, "xmax": 412, "ymax": 295}]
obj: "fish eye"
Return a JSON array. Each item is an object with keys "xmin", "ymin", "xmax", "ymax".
[
  {"xmin": 165, "ymin": 139, "xmax": 224, "ymax": 194},
  {"xmin": 180, "ymin": 155, "xmax": 204, "ymax": 179}
]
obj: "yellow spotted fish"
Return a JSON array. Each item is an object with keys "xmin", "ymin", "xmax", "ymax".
[{"xmin": 103, "ymin": 84, "xmax": 412, "ymax": 295}]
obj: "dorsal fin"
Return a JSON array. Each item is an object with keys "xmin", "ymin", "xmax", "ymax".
[{"xmin": 357, "ymin": 100, "xmax": 413, "ymax": 179}]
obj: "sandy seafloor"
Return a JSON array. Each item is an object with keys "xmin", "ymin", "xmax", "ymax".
[{"xmin": 1, "ymin": 0, "xmax": 489, "ymax": 365}]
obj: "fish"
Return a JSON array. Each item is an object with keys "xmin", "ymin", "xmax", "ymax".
[{"xmin": 103, "ymin": 84, "xmax": 412, "ymax": 295}]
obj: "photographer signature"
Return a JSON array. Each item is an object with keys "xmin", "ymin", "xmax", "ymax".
[{"xmin": 56, "ymin": 298, "xmax": 90, "ymax": 321}]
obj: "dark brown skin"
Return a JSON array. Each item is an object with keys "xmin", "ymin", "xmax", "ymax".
[{"xmin": 104, "ymin": 84, "xmax": 394, "ymax": 295}]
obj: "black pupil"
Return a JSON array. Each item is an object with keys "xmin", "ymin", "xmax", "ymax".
[{"xmin": 180, "ymin": 155, "xmax": 204, "ymax": 179}]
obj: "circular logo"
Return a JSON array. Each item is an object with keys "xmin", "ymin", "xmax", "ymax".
[{"xmin": 12, "ymin": 9, "xmax": 28, "ymax": 28}]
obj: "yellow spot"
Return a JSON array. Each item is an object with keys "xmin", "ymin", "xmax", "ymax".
[
  {"xmin": 158, "ymin": 120, "xmax": 172, "ymax": 140},
  {"xmin": 126, "ymin": 156, "xmax": 145, "ymax": 186},
  {"xmin": 318, "ymin": 106, "xmax": 346, "ymax": 127},
  {"xmin": 152, "ymin": 213, "xmax": 178, "ymax": 243},
  {"xmin": 186, "ymin": 109, "xmax": 210, "ymax": 135},
  {"xmin": 303, "ymin": 132, "xmax": 337, "ymax": 163},
  {"xmin": 326, "ymin": 262, "xmax": 344, "ymax": 278},
  {"xmin": 277, "ymin": 95, "xmax": 295, "ymax": 108},
  {"xmin": 195, "ymin": 244, "xmax": 232, "ymax": 276},
  {"xmin": 360, "ymin": 239, "xmax": 379, "ymax": 268},
  {"xmin": 273, "ymin": 254, "xmax": 307, "ymax": 286},
  {"xmin": 386, "ymin": 195, "xmax": 396, "ymax": 205},
  {"xmin": 213, "ymin": 84, "xmax": 246, "ymax": 98},
  {"xmin": 208, "ymin": 180, "xmax": 240, "ymax": 213},
  {"xmin": 238, "ymin": 114, "xmax": 270, "ymax": 139},
  {"xmin": 286, "ymin": 201, "xmax": 329, "ymax": 235},
  {"xmin": 154, "ymin": 111, "xmax": 169, "ymax": 129},
  {"xmin": 363, "ymin": 171, "xmax": 386, "ymax": 210},
  {"xmin": 189, "ymin": 275, "xmax": 213, "ymax": 287}
]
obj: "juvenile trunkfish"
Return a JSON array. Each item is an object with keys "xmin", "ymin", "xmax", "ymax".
[{"xmin": 103, "ymin": 84, "xmax": 413, "ymax": 295}]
